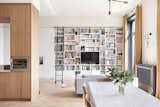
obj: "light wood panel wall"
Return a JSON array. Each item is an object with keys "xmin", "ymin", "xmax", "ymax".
[
  {"xmin": 0, "ymin": 72, "xmax": 30, "ymax": 100},
  {"xmin": 156, "ymin": 0, "xmax": 160, "ymax": 98},
  {"xmin": 31, "ymin": 5, "xmax": 39, "ymax": 100},
  {"xmin": 122, "ymin": 15, "xmax": 127, "ymax": 71},
  {"xmin": 134, "ymin": 6, "xmax": 142, "ymax": 70},
  {"xmin": 0, "ymin": 4, "xmax": 39, "ymax": 101}
]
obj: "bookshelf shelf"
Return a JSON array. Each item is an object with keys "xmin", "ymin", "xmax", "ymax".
[{"xmin": 54, "ymin": 27, "xmax": 123, "ymax": 79}]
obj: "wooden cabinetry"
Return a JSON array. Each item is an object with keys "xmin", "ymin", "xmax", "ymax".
[
  {"xmin": 0, "ymin": 4, "xmax": 31, "ymax": 56},
  {"xmin": 0, "ymin": 3, "xmax": 39, "ymax": 101}
]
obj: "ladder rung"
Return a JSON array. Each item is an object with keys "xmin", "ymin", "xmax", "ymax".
[{"xmin": 55, "ymin": 70, "xmax": 64, "ymax": 84}]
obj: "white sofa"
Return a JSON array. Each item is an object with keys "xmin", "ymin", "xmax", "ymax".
[{"xmin": 75, "ymin": 74, "xmax": 105, "ymax": 95}]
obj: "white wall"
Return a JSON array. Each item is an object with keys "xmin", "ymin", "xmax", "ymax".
[
  {"xmin": 0, "ymin": 24, "xmax": 10, "ymax": 65},
  {"xmin": 39, "ymin": 16, "xmax": 122, "ymax": 80},
  {"xmin": 3, "ymin": 24, "xmax": 10, "ymax": 65},
  {"xmin": 142, "ymin": 0, "xmax": 157, "ymax": 65},
  {"xmin": 40, "ymin": 16, "xmax": 122, "ymax": 27},
  {"xmin": 0, "ymin": 24, "xmax": 4, "ymax": 65},
  {"xmin": 32, "ymin": 0, "xmax": 40, "ymax": 10},
  {"xmin": 39, "ymin": 28, "xmax": 55, "ymax": 79}
]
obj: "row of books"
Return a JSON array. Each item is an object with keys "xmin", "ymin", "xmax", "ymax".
[{"xmin": 56, "ymin": 27, "xmax": 122, "ymax": 35}]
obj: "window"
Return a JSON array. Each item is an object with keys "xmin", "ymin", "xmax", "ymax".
[{"xmin": 125, "ymin": 14, "xmax": 135, "ymax": 73}]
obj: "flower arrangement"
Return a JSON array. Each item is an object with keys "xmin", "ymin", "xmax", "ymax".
[{"xmin": 107, "ymin": 67, "xmax": 134, "ymax": 95}]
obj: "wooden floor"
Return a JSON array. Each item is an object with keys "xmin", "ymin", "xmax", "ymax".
[{"xmin": 0, "ymin": 80, "xmax": 85, "ymax": 107}]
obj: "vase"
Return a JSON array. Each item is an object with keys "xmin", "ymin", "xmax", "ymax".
[{"xmin": 118, "ymin": 84, "xmax": 125, "ymax": 95}]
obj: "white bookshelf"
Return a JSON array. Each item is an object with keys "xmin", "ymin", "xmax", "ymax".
[
  {"xmin": 54, "ymin": 27, "xmax": 64, "ymax": 83},
  {"xmin": 54, "ymin": 27, "xmax": 123, "ymax": 77}
]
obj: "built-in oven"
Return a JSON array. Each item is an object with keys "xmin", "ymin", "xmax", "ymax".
[{"xmin": 11, "ymin": 56, "xmax": 30, "ymax": 72}]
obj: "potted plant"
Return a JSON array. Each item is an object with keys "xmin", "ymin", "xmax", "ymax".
[{"xmin": 107, "ymin": 68, "xmax": 134, "ymax": 95}]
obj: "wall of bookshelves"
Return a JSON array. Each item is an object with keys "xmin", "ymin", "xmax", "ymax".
[{"xmin": 54, "ymin": 27, "xmax": 123, "ymax": 75}]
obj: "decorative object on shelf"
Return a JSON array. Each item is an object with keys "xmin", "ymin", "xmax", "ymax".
[
  {"xmin": 65, "ymin": 52, "xmax": 74, "ymax": 58},
  {"xmin": 107, "ymin": 67, "xmax": 134, "ymax": 95}
]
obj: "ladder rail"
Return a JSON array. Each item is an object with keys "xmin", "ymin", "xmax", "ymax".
[{"xmin": 55, "ymin": 70, "xmax": 64, "ymax": 84}]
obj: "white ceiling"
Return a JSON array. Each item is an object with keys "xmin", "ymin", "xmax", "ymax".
[
  {"xmin": 46, "ymin": 0, "xmax": 141, "ymax": 16},
  {"xmin": 0, "ymin": 0, "xmax": 141, "ymax": 16}
]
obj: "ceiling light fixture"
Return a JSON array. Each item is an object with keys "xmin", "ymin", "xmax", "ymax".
[{"xmin": 108, "ymin": 0, "xmax": 128, "ymax": 15}]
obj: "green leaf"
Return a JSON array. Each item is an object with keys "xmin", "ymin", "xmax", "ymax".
[{"xmin": 107, "ymin": 67, "xmax": 134, "ymax": 85}]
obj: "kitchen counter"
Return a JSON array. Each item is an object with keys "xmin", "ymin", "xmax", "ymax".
[{"xmin": 0, "ymin": 70, "xmax": 11, "ymax": 72}]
